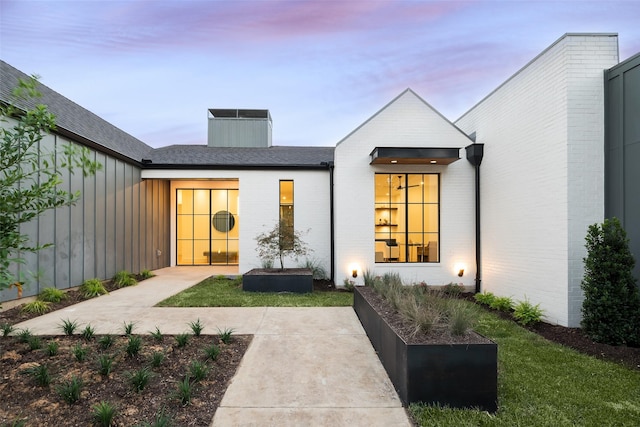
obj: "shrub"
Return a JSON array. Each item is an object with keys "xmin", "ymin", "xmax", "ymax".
[
  {"xmin": 23, "ymin": 364, "xmax": 51, "ymax": 387},
  {"xmin": 126, "ymin": 336, "xmax": 143, "ymax": 357},
  {"xmin": 113, "ymin": 270, "xmax": 137, "ymax": 288},
  {"xmin": 150, "ymin": 326, "xmax": 163, "ymax": 342},
  {"xmin": 397, "ymin": 296, "xmax": 439, "ymax": 336},
  {"xmin": 217, "ymin": 327, "xmax": 234, "ymax": 344},
  {"xmin": 188, "ymin": 319, "xmax": 204, "ymax": 336},
  {"xmin": 98, "ymin": 335, "xmax": 115, "ymax": 350},
  {"xmin": 299, "ymin": 258, "xmax": 328, "ymax": 280},
  {"xmin": 122, "ymin": 321, "xmax": 136, "ymax": 336},
  {"xmin": 490, "ymin": 296, "xmax": 514, "ymax": 312},
  {"xmin": 46, "ymin": 340, "xmax": 59, "ymax": 356},
  {"xmin": 97, "ymin": 354, "xmax": 114, "ymax": 376},
  {"xmin": 38, "ymin": 287, "xmax": 66, "ymax": 303},
  {"xmin": 175, "ymin": 333, "xmax": 189, "ymax": 348},
  {"xmin": 149, "ymin": 351, "xmax": 164, "ymax": 368},
  {"xmin": 21, "ymin": 300, "xmax": 51, "ymax": 315},
  {"xmin": 81, "ymin": 324, "xmax": 96, "ymax": 341},
  {"xmin": 139, "ymin": 407, "xmax": 173, "ymax": 427},
  {"xmin": 513, "ymin": 299, "xmax": 544, "ymax": 326},
  {"xmin": 92, "ymin": 401, "xmax": 117, "ymax": 427},
  {"xmin": 140, "ymin": 269, "xmax": 155, "ymax": 279},
  {"xmin": 17, "ymin": 328, "xmax": 32, "ymax": 343},
  {"xmin": 441, "ymin": 282, "xmax": 464, "ymax": 296},
  {"xmin": 128, "ymin": 367, "xmax": 153, "ymax": 392},
  {"xmin": 80, "ymin": 278, "xmax": 108, "ymax": 298},
  {"xmin": 174, "ymin": 376, "xmax": 192, "ymax": 406},
  {"xmin": 27, "ymin": 335, "xmax": 42, "ymax": 351},
  {"xmin": 59, "ymin": 318, "xmax": 79, "ymax": 336},
  {"xmin": 474, "ymin": 291, "xmax": 495, "ymax": 306},
  {"xmin": 581, "ymin": 217, "xmax": 640, "ymax": 345},
  {"xmin": 342, "ymin": 278, "xmax": 355, "ymax": 292},
  {"xmin": 73, "ymin": 343, "xmax": 88, "ymax": 362},
  {"xmin": 447, "ymin": 299, "xmax": 478, "ymax": 335},
  {"xmin": 56, "ymin": 376, "xmax": 83, "ymax": 404},
  {"xmin": 187, "ymin": 360, "xmax": 209, "ymax": 382},
  {"xmin": 1, "ymin": 323, "xmax": 15, "ymax": 337},
  {"xmin": 362, "ymin": 268, "xmax": 376, "ymax": 287},
  {"xmin": 203, "ymin": 343, "xmax": 220, "ymax": 361}
]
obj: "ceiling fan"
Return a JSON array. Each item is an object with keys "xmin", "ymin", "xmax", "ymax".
[{"xmin": 396, "ymin": 175, "xmax": 421, "ymax": 190}]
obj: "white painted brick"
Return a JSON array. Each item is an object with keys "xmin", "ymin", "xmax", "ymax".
[{"xmin": 456, "ymin": 34, "xmax": 618, "ymax": 326}]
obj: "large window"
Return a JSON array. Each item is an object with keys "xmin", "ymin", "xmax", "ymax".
[
  {"xmin": 279, "ymin": 180, "xmax": 294, "ymax": 249},
  {"xmin": 176, "ymin": 188, "xmax": 239, "ymax": 265},
  {"xmin": 374, "ymin": 173, "xmax": 439, "ymax": 263}
]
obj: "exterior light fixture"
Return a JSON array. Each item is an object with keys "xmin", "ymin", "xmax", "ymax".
[
  {"xmin": 352, "ymin": 269, "xmax": 358, "ymax": 278},
  {"xmin": 458, "ymin": 269, "xmax": 464, "ymax": 277},
  {"xmin": 454, "ymin": 262, "xmax": 466, "ymax": 278}
]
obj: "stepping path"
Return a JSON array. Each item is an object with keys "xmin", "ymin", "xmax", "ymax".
[{"xmin": 13, "ymin": 267, "xmax": 411, "ymax": 426}]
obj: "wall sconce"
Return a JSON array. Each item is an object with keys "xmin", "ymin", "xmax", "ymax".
[
  {"xmin": 458, "ymin": 268, "xmax": 464, "ymax": 277},
  {"xmin": 352, "ymin": 269, "xmax": 358, "ymax": 278},
  {"xmin": 454, "ymin": 262, "xmax": 465, "ymax": 278}
]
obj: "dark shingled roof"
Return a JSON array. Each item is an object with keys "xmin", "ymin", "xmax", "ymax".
[
  {"xmin": 1, "ymin": 60, "xmax": 335, "ymax": 169},
  {"xmin": 1, "ymin": 60, "xmax": 153, "ymax": 163},
  {"xmin": 148, "ymin": 145, "xmax": 334, "ymax": 168}
]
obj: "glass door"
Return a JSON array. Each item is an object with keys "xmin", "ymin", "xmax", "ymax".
[{"xmin": 176, "ymin": 189, "xmax": 239, "ymax": 265}]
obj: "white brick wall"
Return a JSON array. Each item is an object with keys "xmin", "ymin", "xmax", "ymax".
[
  {"xmin": 455, "ymin": 34, "xmax": 618, "ymax": 326},
  {"xmin": 334, "ymin": 89, "xmax": 476, "ymax": 287},
  {"xmin": 161, "ymin": 169, "xmax": 331, "ymax": 274}
]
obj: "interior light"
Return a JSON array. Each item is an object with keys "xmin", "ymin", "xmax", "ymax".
[
  {"xmin": 430, "ymin": 160, "xmax": 437, "ymax": 164},
  {"xmin": 391, "ymin": 160, "xmax": 398, "ymax": 164}
]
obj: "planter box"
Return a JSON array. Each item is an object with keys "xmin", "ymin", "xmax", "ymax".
[
  {"xmin": 243, "ymin": 268, "xmax": 313, "ymax": 293},
  {"xmin": 354, "ymin": 287, "xmax": 498, "ymax": 412}
]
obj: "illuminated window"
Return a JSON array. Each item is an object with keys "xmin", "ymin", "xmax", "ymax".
[
  {"xmin": 279, "ymin": 180, "xmax": 294, "ymax": 249},
  {"xmin": 374, "ymin": 174, "xmax": 439, "ymax": 263}
]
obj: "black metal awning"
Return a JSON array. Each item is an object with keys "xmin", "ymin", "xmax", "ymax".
[{"xmin": 369, "ymin": 147, "xmax": 461, "ymax": 165}]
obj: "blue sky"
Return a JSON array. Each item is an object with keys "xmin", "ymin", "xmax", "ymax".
[{"xmin": 1, "ymin": 1, "xmax": 639, "ymax": 148}]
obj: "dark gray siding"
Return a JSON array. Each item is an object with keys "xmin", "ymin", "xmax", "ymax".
[
  {"xmin": 605, "ymin": 53, "xmax": 640, "ymax": 282},
  {"xmin": 2, "ymin": 133, "xmax": 170, "ymax": 302}
]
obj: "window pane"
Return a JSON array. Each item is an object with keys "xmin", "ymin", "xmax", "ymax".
[
  {"xmin": 407, "ymin": 175, "xmax": 424, "ymax": 203},
  {"xmin": 193, "ymin": 190, "xmax": 209, "ymax": 214},
  {"xmin": 423, "ymin": 175, "xmax": 438, "ymax": 204},
  {"xmin": 407, "ymin": 204, "xmax": 423, "ymax": 232},
  {"xmin": 177, "ymin": 215, "xmax": 193, "ymax": 239},
  {"xmin": 193, "ymin": 215, "xmax": 210, "ymax": 240},
  {"xmin": 177, "ymin": 240, "xmax": 193, "ymax": 265},
  {"xmin": 424, "ymin": 204, "xmax": 439, "ymax": 233},
  {"xmin": 177, "ymin": 190, "xmax": 193, "ymax": 215},
  {"xmin": 194, "ymin": 240, "xmax": 210, "ymax": 265}
]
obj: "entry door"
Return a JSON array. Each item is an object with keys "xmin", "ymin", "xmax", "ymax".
[{"xmin": 176, "ymin": 189, "xmax": 239, "ymax": 265}]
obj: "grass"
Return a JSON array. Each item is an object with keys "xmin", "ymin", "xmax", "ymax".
[
  {"xmin": 409, "ymin": 306, "xmax": 640, "ymax": 427},
  {"xmin": 156, "ymin": 276, "xmax": 353, "ymax": 307}
]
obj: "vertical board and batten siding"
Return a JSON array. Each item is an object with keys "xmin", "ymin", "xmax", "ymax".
[
  {"xmin": 208, "ymin": 118, "xmax": 272, "ymax": 148},
  {"xmin": 605, "ymin": 53, "xmax": 640, "ymax": 283},
  {"xmin": 333, "ymin": 89, "xmax": 476, "ymax": 287},
  {"xmin": 1, "ymin": 131, "xmax": 170, "ymax": 303},
  {"xmin": 455, "ymin": 34, "xmax": 619, "ymax": 326}
]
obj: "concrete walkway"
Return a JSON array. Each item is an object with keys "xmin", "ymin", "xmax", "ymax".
[{"xmin": 13, "ymin": 267, "xmax": 411, "ymax": 427}]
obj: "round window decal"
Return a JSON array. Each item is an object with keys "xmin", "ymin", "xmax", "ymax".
[{"xmin": 212, "ymin": 210, "xmax": 235, "ymax": 232}]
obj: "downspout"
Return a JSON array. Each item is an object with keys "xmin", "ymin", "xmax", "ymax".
[
  {"xmin": 324, "ymin": 161, "xmax": 336, "ymax": 284},
  {"xmin": 465, "ymin": 142, "xmax": 484, "ymax": 293}
]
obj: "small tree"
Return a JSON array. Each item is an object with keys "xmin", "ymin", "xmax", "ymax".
[
  {"xmin": 254, "ymin": 220, "xmax": 311, "ymax": 269},
  {"xmin": 0, "ymin": 76, "xmax": 101, "ymax": 291},
  {"xmin": 581, "ymin": 217, "xmax": 640, "ymax": 345}
]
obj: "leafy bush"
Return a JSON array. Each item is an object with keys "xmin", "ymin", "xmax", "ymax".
[
  {"xmin": 299, "ymin": 258, "xmax": 328, "ymax": 280},
  {"xmin": 59, "ymin": 318, "xmax": 79, "ymax": 336},
  {"xmin": 92, "ymin": 401, "xmax": 117, "ymax": 427},
  {"xmin": 56, "ymin": 376, "xmax": 83, "ymax": 404},
  {"xmin": 21, "ymin": 300, "xmax": 51, "ymax": 314},
  {"xmin": 342, "ymin": 278, "xmax": 355, "ymax": 292},
  {"xmin": 175, "ymin": 333, "xmax": 189, "ymax": 348},
  {"xmin": 23, "ymin": 364, "xmax": 51, "ymax": 387},
  {"xmin": 188, "ymin": 319, "xmax": 204, "ymax": 336},
  {"xmin": 513, "ymin": 299, "xmax": 544, "ymax": 326},
  {"xmin": 80, "ymin": 278, "xmax": 108, "ymax": 298},
  {"xmin": 474, "ymin": 291, "xmax": 495, "ymax": 306},
  {"xmin": 38, "ymin": 287, "xmax": 66, "ymax": 303},
  {"xmin": 113, "ymin": 270, "xmax": 137, "ymax": 288},
  {"xmin": 217, "ymin": 327, "xmax": 234, "ymax": 344},
  {"xmin": 581, "ymin": 217, "xmax": 640, "ymax": 345},
  {"xmin": 140, "ymin": 269, "xmax": 155, "ymax": 280},
  {"xmin": 128, "ymin": 367, "xmax": 153, "ymax": 392},
  {"xmin": 441, "ymin": 282, "xmax": 464, "ymax": 296},
  {"xmin": 126, "ymin": 336, "xmax": 142, "ymax": 357},
  {"xmin": 490, "ymin": 296, "xmax": 514, "ymax": 312}
]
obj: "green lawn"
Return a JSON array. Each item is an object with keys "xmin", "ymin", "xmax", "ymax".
[
  {"xmin": 410, "ymin": 309, "xmax": 640, "ymax": 427},
  {"xmin": 156, "ymin": 276, "xmax": 353, "ymax": 307}
]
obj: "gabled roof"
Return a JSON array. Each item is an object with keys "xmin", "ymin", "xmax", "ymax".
[
  {"xmin": 0, "ymin": 60, "xmax": 153, "ymax": 164},
  {"xmin": 147, "ymin": 145, "xmax": 334, "ymax": 169}
]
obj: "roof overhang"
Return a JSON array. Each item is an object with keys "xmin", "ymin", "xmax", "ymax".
[{"xmin": 369, "ymin": 147, "xmax": 461, "ymax": 165}]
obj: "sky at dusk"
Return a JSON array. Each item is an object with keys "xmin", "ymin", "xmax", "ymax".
[{"xmin": 1, "ymin": 1, "xmax": 639, "ymax": 148}]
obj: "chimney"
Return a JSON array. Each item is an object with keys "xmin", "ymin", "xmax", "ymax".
[{"xmin": 207, "ymin": 109, "xmax": 272, "ymax": 148}]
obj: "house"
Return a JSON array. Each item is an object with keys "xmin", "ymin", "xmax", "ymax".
[{"xmin": 1, "ymin": 33, "xmax": 638, "ymax": 328}]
